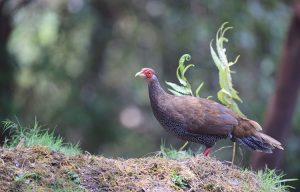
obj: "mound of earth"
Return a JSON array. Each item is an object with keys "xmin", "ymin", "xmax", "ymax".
[{"xmin": 0, "ymin": 146, "xmax": 261, "ymax": 191}]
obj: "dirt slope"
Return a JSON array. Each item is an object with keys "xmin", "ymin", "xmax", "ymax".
[{"xmin": 0, "ymin": 146, "xmax": 261, "ymax": 192}]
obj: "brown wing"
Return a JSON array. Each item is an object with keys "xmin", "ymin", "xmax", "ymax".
[
  {"xmin": 169, "ymin": 96, "xmax": 238, "ymax": 136},
  {"xmin": 232, "ymin": 117, "xmax": 262, "ymax": 137}
]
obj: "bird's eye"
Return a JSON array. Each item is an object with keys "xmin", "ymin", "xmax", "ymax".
[{"xmin": 145, "ymin": 71, "xmax": 152, "ymax": 78}]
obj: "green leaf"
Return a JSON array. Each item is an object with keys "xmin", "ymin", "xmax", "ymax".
[
  {"xmin": 165, "ymin": 81, "xmax": 191, "ymax": 94},
  {"xmin": 167, "ymin": 54, "xmax": 202, "ymax": 97},
  {"xmin": 168, "ymin": 89, "xmax": 183, "ymax": 96},
  {"xmin": 206, "ymin": 96, "xmax": 213, "ymax": 99},
  {"xmin": 219, "ymin": 70, "xmax": 229, "ymax": 89},
  {"xmin": 231, "ymin": 102, "xmax": 243, "ymax": 115},
  {"xmin": 228, "ymin": 55, "xmax": 240, "ymax": 67},
  {"xmin": 216, "ymin": 25, "xmax": 229, "ymax": 66},
  {"xmin": 216, "ymin": 40, "xmax": 228, "ymax": 66},
  {"xmin": 220, "ymin": 88, "xmax": 232, "ymax": 97},
  {"xmin": 182, "ymin": 64, "xmax": 195, "ymax": 78},
  {"xmin": 231, "ymin": 90, "xmax": 243, "ymax": 102},
  {"xmin": 176, "ymin": 67, "xmax": 187, "ymax": 86},
  {"xmin": 210, "ymin": 40, "xmax": 223, "ymax": 69},
  {"xmin": 165, "ymin": 53, "xmax": 207, "ymax": 98},
  {"xmin": 217, "ymin": 90, "xmax": 226, "ymax": 104},
  {"xmin": 180, "ymin": 54, "xmax": 191, "ymax": 63},
  {"xmin": 178, "ymin": 54, "xmax": 191, "ymax": 73},
  {"xmin": 221, "ymin": 26, "xmax": 233, "ymax": 40},
  {"xmin": 195, "ymin": 82, "xmax": 204, "ymax": 97}
]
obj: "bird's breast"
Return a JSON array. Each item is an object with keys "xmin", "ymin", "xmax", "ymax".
[{"xmin": 150, "ymin": 102, "xmax": 186, "ymax": 136}]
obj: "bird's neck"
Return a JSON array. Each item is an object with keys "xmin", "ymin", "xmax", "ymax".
[{"xmin": 148, "ymin": 76, "xmax": 167, "ymax": 106}]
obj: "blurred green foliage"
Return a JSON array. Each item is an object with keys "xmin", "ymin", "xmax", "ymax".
[{"xmin": 2, "ymin": 0, "xmax": 300, "ymax": 188}]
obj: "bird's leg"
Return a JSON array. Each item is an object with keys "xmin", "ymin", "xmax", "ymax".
[
  {"xmin": 231, "ymin": 142, "xmax": 236, "ymax": 166},
  {"xmin": 203, "ymin": 147, "xmax": 211, "ymax": 156}
]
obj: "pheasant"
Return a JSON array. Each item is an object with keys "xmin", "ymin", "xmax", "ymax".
[{"xmin": 135, "ymin": 67, "xmax": 283, "ymax": 156}]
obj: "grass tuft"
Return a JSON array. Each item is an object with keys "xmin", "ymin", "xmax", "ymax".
[
  {"xmin": 159, "ymin": 140, "xmax": 194, "ymax": 160},
  {"xmin": 2, "ymin": 119, "xmax": 81, "ymax": 156},
  {"xmin": 257, "ymin": 168, "xmax": 297, "ymax": 192},
  {"xmin": 171, "ymin": 171, "xmax": 190, "ymax": 190},
  {"xmin": 160, "ymin": 142, "xmax": 296, "ymax": 191}
]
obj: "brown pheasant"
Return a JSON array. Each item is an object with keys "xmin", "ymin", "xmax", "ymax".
[{"xmin": 135, "ymin": 67, "xmax": 283, "ymax": 156}]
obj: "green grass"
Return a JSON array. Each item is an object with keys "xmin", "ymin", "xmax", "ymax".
[
  {"xmin": 171, "ymin": 170, "xmax": 190, "ymax": 190},
  {"xmin": 160, "ymin": 144, "xmax": 296, "ymax": 191},
  {"xmin": 49, "ymin": 174, "xmax": 84, "ymax": 192},
  {"xmin": 14, "ymin": 172, "xmax": 41, "ymax": 183},
  {"xmin": 159, "ymin": 140, "xmax": 194, "ymax": 160},
  {"xmin": 37, "ymin": 177, "xmax": 84, "ymax": 192},
  {"xmin": 1, "ymin": 120, "xmax": 297, "ymax": 191},
  {"xmin": 2, "ymin": 119, "xmax": 81, "ymax": 156},
  {"xmin": 256, "ymin": 168, "xmax": 297, "ymax": 192}
]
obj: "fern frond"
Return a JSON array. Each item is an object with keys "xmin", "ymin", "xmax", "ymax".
[{"xmin": 210, "ymin": 22, "xmax": 244, "ymax": 116}]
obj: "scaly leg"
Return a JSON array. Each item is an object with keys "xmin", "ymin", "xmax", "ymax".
[{"xmin": 203, "ymin": 147, "xmax": 211, "ymax": 156}]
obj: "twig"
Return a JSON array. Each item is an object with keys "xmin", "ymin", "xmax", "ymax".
[
  {"xmin": 179, "ymin": 141, "xmax": 189, "ymax": 151},
  {"xmin": 212, "ymin": 145, "xmax": 232, "ymax": 155}
]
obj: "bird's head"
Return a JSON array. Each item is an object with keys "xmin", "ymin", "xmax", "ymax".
[{"xmin": 135, "ymin": 68, "xmax": 156, "ymax": 81}]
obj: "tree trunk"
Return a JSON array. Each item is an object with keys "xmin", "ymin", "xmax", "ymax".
[
  {"xmin": 250, "ymin": 2, "xmax": 300, "ymax": 169},
  {"xmin": 0, "ymin": 2, "xmax": 14, "ymax": 144}
]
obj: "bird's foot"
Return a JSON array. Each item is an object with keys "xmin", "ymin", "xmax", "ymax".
[{"xmin": 203, "ymin": 147, "xmax": 211, "ymax": 156}]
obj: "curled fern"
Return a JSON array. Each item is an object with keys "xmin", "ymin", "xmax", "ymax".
[{"xmin": 166, "ymin": 54, "xmax": 204, "ymax": 97}]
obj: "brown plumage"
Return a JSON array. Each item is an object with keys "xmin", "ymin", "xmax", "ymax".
[{"xmin": 135, "ymin": 68, "xmax": 283, "ymax": 156}]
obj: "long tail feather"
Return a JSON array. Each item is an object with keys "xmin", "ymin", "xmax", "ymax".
[{"xmin": 236, "ymin": 132, "xmax": 283, "ymax": 153}]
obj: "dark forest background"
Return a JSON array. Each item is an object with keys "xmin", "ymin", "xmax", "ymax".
[{"xmin": 1, "ymin": 0, "xmax": 300, "ymax": 189}]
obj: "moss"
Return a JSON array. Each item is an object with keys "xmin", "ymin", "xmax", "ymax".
[
  {"xmin": 171, "ymin": 171, "xmax": 190, "ymax": 190},
  {"xmin": 0, "ymin": 146, "xmax": 293, "ymax": 191}
]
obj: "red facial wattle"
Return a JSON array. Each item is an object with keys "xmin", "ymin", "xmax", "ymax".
[
  {"xmin": 138, "ymin": 68, "xmax": 155, "ymax": 79},
  {"xmin": 144, "ymin": 70, "xmax": 153, "ymax": 78}
]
